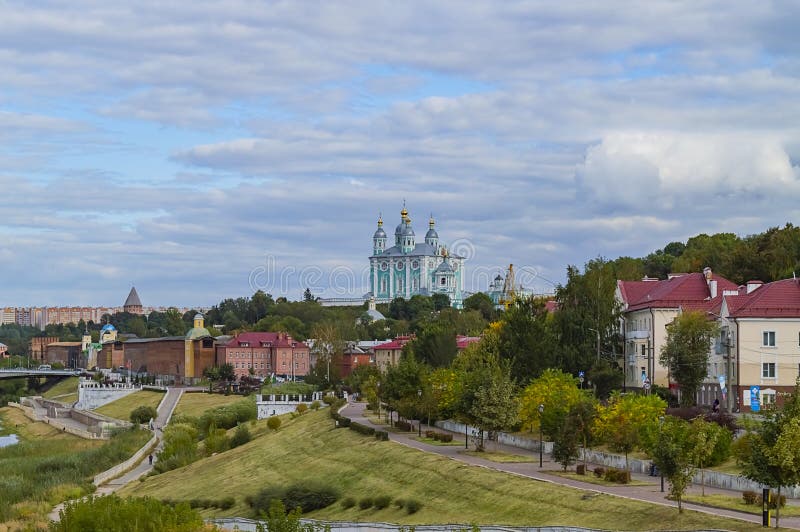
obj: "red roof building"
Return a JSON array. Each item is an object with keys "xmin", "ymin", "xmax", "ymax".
[
  {"xmin": 616, "ymin": 268, "xmax": 736, "ymax": 402},
  {"xmin": 217, "ymin": 332, "xmax": 310, "ymax": 380}
]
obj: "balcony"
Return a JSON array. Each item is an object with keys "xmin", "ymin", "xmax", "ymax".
[{"xmin": 625, "ymin": 330, "xmax": 650, "ymax": 340}]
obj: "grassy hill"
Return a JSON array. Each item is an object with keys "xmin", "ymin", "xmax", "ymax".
[
  {"xmin": 94, "ymin": 390, "xmax": 165, "ymax": 421},
  {"xmin": 122, "ymin": 409, "xmax": 765, "ymax": 530},
  {"xmin": 173, "ymin": 392, "xmax": 245, "ymax": 418},
  {"xmin": 40, "ymin": 377, "xmax": 79, "ymax": 403}
]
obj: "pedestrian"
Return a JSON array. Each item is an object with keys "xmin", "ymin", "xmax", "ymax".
[
  {"xmin": 148, "ymin": 454, "xmax": 153, "ymax": 465},
  {"xmin": 712, "ymin": 398, "xmax": 720, "ymax": 413}
]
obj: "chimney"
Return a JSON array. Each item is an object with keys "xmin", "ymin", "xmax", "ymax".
[
  {"xmin": 703, "ymin": 267, "xmax": 713, "ymax": 280},
  {"xmin": 746, "ymin": 280, "xmax": 763, "ymax": 294},
  {"xmin": 708, "ymin": 280, "xmax": 717, "ymax": 298}
]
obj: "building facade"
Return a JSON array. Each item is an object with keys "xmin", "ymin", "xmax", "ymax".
[
  {"xmin": 369, "ymin": 207, "xmax": 465, "ymax": 308},
  {"xmin": 616, "ymin": 268, "xmax": 737, "ymax": 403},
  {"xmin": 217, "ymin": 332, "xmax": 310, "ymax": 380}
]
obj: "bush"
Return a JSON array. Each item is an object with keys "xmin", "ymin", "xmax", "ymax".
[
  {"xmin": 393, "ymin": 499, "xmax": 405, "ymax": 509},
  {"xmin": 603, "ymin": 468, "xmax": 630, "ymax": 484},
  {"xmin": 425, "ymin": 430, "xmax": 435, "ymax": 438},
  {"xmin": 130, "ymin": 406, "xmax": 158, "ymax": 425},
  {"xmin": 395, "ymin": 420, "xmax": 412, "ymax": 431},
  {"xmin": 219, "ymin": 496, "xmax": 235, "ymax": 510},
  {"xmin": 349, "ymin": 422, "xmax": 375, "ymax": 436},
  {"xmin": 56, "ymin": 495, "xmax": 203, "ymax": 531},
  {"xmin": 322, "ymin": 395, "xmax": 336, "ymax": 405},
  {"xmin": 332, "ymin": 413, "xmax": 351, "ymax": 427},
  {"xmin": 405, "ymin": 499, "xmax": 422, "ymax": 514},
  {"xmin": 358, "ymin": 497, "xmax": 373, "ymax": 510},
  {"xmin": 438, "ymin": 433, "xmax": 453, "ymax": 443},
  {"xmin": 267, "ymin": 416, "xmax": 282, "ymax": 431},
  {"xmin": 576, "ymin": 464, "xmax": 586, "ymax": 476},
  {"xmin": 593, "ymin": 467, "xmax": 605, "ymax": 478},
  {"xmin": 248, "ymin": 481, "xmax": 340, "ymax": 515},
  {"xmin": 375, "ymin": 430, "xmax": 389, "ymax": 441},
  {"xmin": 230, "ymin": 424, "xmax": 252, "ymax": 448},
  {"xmin": 742, "ymin": 491, "xmax": 758, "ymax": 505},
  {"xmin": 756, "ymin": 491, "xmax": 786, "ymax": 509},
  {"xmin": 310, "ymin": 401, "xmax": 321, "ymax": 410},
  {"xmin": 373, "ymin": 495, "xmax": 391, "ymax": 509},
  {"xmin": 296, "ymin": 403, "xmax": 308, "ymax": 415},
  {"xmin": 341, "ymin": 497, "xmax": 356, "ymax": 509}
]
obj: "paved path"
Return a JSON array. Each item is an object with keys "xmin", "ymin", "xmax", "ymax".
[
  {"xmin": 48, "ymin": 387, "xmax": 184, "ymax": 521},
  {"xmin": 342, "ymin": 402, "xmax": 800, "ymax": 530}
]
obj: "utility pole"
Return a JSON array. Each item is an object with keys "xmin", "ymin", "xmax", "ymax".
[{"xmin": 725, "ymin": 330, "xmax": 734, "ymax": 413}]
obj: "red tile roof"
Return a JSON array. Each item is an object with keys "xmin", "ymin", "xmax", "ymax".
[
  {"xmin": 223, "ymin": 332, "xmax": 307, "ymax": 349},
  {"xmin": 456, "ymin": 335, "xmax": 482, "ymax": 349},
  {"xmin": 618, "ymin": 272, "xmax": 737, "ymax": 313},
  {"xmin": 725, "ymin": 279, "xmax": 800, "ymax": 318},
  {"xmin": 374, "ymin": 336, "xmax": 414, "ymax": 350}
]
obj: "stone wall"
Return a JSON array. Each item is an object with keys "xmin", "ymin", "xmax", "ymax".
[
  {"xmin": 256, "ymin": 392, "xmax": 326, "ymax": 419},
  {"xmin": 435, "ymin": 419, "xmax": 554, "ymax": 453},
  {"xmin": 75, "ymin": 380, "xmax": 141, "ymax": 410}
]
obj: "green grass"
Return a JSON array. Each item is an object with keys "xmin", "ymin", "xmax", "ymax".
[
  {"xmin": 40, "ymin": 377, "xmax": 79, "ymax": 402},
  {"xmin": 122, "ymin": 409, "xmax": 766, "ymax": 530},
  {"xmin": 545, "ymin": 470, "xmax": 654, "ymax": 487},
  {"xmin": 173, "ymin": 392, "xmax": 246, "ymax": 418},
  {"xmin": 415, "ymin": 436, "xmax": 463, "ymax": 447},
  {"xmin": 682, "ymin": 494, "xmax": 800, "ymax": 517},
  {"xmin": 708, "ymin": 457, "xmax": 742, "ymax": 475},
  {"xmin": 260, "ymin": 382, "xmax": 316, "ymax": 395},
  {"xmin": 94, "ymin": 390, "xmax": 165, "ymax": 421},
  {"xmin": 461, "ymin": 450, "xmax": 533, "ymax": 463},
  {"xmin": 0, "ymin": 407, "xmax": 150, "ymax": 525}
]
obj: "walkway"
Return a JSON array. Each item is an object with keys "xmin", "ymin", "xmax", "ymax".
[
  {"xmin": 342, "ymin": 402, "xmax": 800, "ymax": 530},
  {"xmin": 47, "ymin": 387, "xmax": 184, "ymax": 521}
]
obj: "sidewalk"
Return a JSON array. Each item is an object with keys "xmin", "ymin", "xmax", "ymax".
[
  {"xmin": 342, "ymin": 402, "xmax": 800, "ymax": 530},
  {"xmin": 47, "ymin": 387, "xmax": 184, "ymax": 521}
]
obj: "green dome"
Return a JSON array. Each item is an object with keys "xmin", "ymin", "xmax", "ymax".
[{"xmin": 186, "ymin": 327, "xmax": 211, "ymax": 340}]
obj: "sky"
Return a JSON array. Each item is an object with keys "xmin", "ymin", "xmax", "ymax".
[{"xmin": 3, "ymin": 1, "xmax": 800, "ymax": 307}]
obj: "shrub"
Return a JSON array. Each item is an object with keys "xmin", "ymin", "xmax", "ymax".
[
  {"xmin": 373, "ymin": 495, "xmax": 391, "ymax": 509},
  {"xmin": 56, "ymin": 494, "xmax": 203, "ymax": 531},
  {"xmin": 248, "ymin": 481, "xmax": 340, "ymax": 515},
  {"xmin": 438, "ymin": 433, "xmax": 453, "ymax": 443},
  {"xmin": 310, "ymin": 401, "xmax": 321, "ymax": 411},
  {"xmin": 405, "ymin": 499, "xmax": 422, "ymax": 514},
  {"xmin": 393, "ymin": 499, "xmax": 405, "ymax": 509},
  {"xmin": 576, "ymin": 464, "xmax": 586, "ymax": 476},
  {"xmin": 603, "ymin": 468, "xmax": 630, "ymax": 484},
  {"xmin": 296, "ymin": 403, "xmax": 308, "ymax": 415},
  {"xmin": 756, "ymin": 491, "xmax": 786, "ymax": 509},
  {"xmin": 130, "ymin": 406, "xmax": 158, "ymax": 425},
  {"xmin": 322, "ymin": 395, "xmax": 336, "ymax": 405},
  {"xmin": 334, "ymin": 415, "xmax": 351, "ymax": 428},
  {"xmin": 349, "ymin": 422, "xmax": 375, "ymax": 436},
  {"xmin": 341, "ymin": 497, "xmax": 356, "ymax": 509},
  {"xmin": 593, "ymin": 467, "xmax": 605, "ymax": 478},
  {"xmin": 395, "ymin": 420, "xmax": 412, "ymax": 431},
  {"xmin": 230, "ymin": 424, "xmax": 252, "ymax": 448},
  {"xmin": 425, "ymin": 430, "xmax": 435, "ymax": 438},
  {"xmin": 267, "ymin": 416, "xmax": 282, "ymax": 431},
  {"xmin": 219, "ymin": 497, "xmax": 235, "ymax": 510},
  {"xmin": 375, "ymin": 430, "xmax": 389, "ymax": 441},
  {"xmin": 742, "ymin": 491, "xmax": 758, "ymax": 505},
  {"xmin": 358, "ymin": 497, "xmax": 373, "ymax": 510}
]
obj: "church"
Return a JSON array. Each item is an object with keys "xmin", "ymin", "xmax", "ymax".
[{"xmin": 369, "ymin": 206, "xmax": 465, "ymax": 308}]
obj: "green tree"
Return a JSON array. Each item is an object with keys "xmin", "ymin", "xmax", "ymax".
[
  {"xmin": 463, "ymin": 292, "xmax": 497, "ymax": 322},
  {"xmin": 497, "ymin": 296, "xmax": 557, "ymax": 382},
  {"xmin": 688, "ymin": 417, "xmax": 725, "ymax": 496},
  {"xmin": 468, "ymin": 366, "xmax": 518, "ymax": 451},
  {"xmin": 410, "ymin": 322, "xmax": 458, "ymax": 368},
  {"xmin": 740, "ymin": 384, "xmax": 800, "ymax": 527},
  {"xmin": 660, "ymin": 311, "xmax": 719, "ymax": 406},
  {"xmin": 129, "ymin": 405, "xmax": 158, "ymax": 425},
  {"xmin": 155, "ymin": 423, "xmax": 199, "ymax": 473},
  {"xmin": 647, "ymin": 416, "xmax": 695, "ymax": 513},
  {"xmin": 431, "ymin": 293, "xmax": 451, "ymax": 311}
]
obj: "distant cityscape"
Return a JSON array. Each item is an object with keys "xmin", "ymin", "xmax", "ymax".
[{"xmin": 1, "ymin": 287, "xmax": 208, "ymax": 331}]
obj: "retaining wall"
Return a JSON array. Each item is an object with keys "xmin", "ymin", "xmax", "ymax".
[
  {"xmin": 93, "ymin": 433, "xmax": 158, "ymax": 486},
  {"xmin": 435, "ymin": 419, "xmax": 554, "ymax": 453}
]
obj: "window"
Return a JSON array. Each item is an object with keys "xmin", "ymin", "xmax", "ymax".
[
  {"xmin": 763, "ymin": 331, "xmax": 776, "ymax": 347},
  {"xmin": 762, "ymin": 362, "xmax": 776, "ymax": 378}
]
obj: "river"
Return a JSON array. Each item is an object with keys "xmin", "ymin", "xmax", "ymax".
[{"xmin": 0, "ymin": 421, "xmax": 19, "ymax": 447}]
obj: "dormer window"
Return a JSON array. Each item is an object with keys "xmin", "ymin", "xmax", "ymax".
[{"xmin": 240, "ymin": 342, "xmax": 250, "ymax": 347}]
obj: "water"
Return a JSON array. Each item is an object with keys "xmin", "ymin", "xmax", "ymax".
[{"xmin": 0, "ymin": 421, "xmax": 19, "ymax": 447}]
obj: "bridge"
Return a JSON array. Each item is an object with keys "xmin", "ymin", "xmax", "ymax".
[{"xmin": 0, "ymin": 368, "xmax": 81, "ymax": 380}]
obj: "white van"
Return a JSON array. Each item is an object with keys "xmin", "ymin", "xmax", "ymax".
[{"xmin": 37, "ymin": 364, "xmax": 51, "ymax": 371}]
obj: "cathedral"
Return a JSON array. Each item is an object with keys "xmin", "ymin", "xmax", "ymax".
[{"xmin": 369, "ymin": 206, "xmax": 465, "ymax": 308}]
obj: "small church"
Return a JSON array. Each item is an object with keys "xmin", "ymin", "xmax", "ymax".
[{"xmin": 369, "ymin": 206, "xmax": 465, "ymax": 308}]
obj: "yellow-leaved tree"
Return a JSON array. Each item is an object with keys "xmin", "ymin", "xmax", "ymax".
[
  {"xmin": 593, "ymin": 392, "xmax": 666, "ymax": 472},
  {"xmin": 519, "ymin": 369, "xmax": 587, "ymax": 439}
]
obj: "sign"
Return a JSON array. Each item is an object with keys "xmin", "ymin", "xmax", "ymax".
[
  {"xmin": 750, "ymin": 385, "xmax": 761, "ymax": 412},
  {"xmin": 641, "ymin": 370, "xmax": 647, "ymax": 383},
  {"xmin": 718, "ymin": 374, "xmax": 726, "ymax": 391},
  {"xmin": 578, "ymin": 371, "xmax": 585, "ymax": 378},
  {"xmin": 643, "ymin": 378, "xmax": 651, "ymax": 390}
]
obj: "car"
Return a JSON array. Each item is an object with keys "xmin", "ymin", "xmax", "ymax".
[{"xmin": 37, "ymin": 364, "xmax": 51, "ymax": 371}]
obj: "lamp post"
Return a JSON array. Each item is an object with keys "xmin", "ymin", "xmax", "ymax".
[
  {"xmin": 659, "ymin": 415, "xmax": 665, "ymax": 493},
  {"xmin": 538, "ymin": 403, "xmax": 545, "ymax": 468},
  {"xmin": 376, "ymin": 381, "xmax": 381, "ymax": 421},
  {"xmin": 417, "ymin": 388, "xmax": 422, "ymax": 436}
]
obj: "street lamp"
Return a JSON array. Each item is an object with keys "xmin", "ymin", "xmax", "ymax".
[
  {"xmin": 538, "ymin": 403, "xmax": 545, "ymax": 468},
  {"xmin": 658, "ymin": 415, "xmax": 665, "ymax": 493},
  {"xmin": 417, "ymin": 388, "xmax": 422, "ymax": 436},
  {"xmin": 376, "ymin": 381, "xmax": 381, "ymax": 421}
]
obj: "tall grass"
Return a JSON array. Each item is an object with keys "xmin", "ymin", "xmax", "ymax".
[{"xmin": 0, "ymin": 427, "xmax": 150, "ymax": 521}]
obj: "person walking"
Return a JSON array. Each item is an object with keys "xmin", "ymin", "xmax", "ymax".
[
  {"xmin": 712, "ymin": 398, "xmax": 720, "ymax": 413},
  {"xmin": 148, "ymin": 454, "xmax": 153, "ymax": 466}
]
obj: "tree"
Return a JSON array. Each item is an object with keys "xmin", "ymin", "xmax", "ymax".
[
  {"xmin": 203, "ymin": 366, "xmax": 220, "ymax": 392},
  {"xmin": 307, "ymin": 322, "xmax": 344, "ymax": 387},
  {"xmin": 130, "ymin": 405, "xmax": 158, "ymax": 425},
  {"xmin": 552, "ymin": 417, "xmax": 580, "ymax": 471},
  {"xmin": 566, "ymin": 395, "xmax": 598, "ymax": 469},
  {"xmin": 410, "ymin": 323, "xmax": 458, "ymax": 368},
  {"xmin": 468, "ymin": 367, "xmax": 518, "ymax": 451},
  {"xmin": 660, "ymin": 311, "xmax": 719, "ymax": 406},
  {"xmin": 740, "ymin": 383, "xmax": 800, "ymax": 527},
  {"xmin": 518, "ymin": 369, "xmax": 586, "ymax": 439},
  {"xmin": 594, "ymin": 392, "xmax": 666, "ymax": 472},
  {"xmin": 647, "ymin": 416, "xmax": 695, "ymax": 512},
  {"xmin": 463, "ymin": 292, "xmax": 497, "ymax": 322},
  {"xmin": 303, "ymin": 288, "xmax": 315, "ymax": 302},
  {"xmin": 431, "ymin": 293, "xmax": 451, "ymax": 311},
  {"xmin": 496, "ymin": 296, "xmax": 557, "ymax": 383},
  {"xmin": 688, "ymin": 417, "xmax": 724, "ymax": 496}
]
